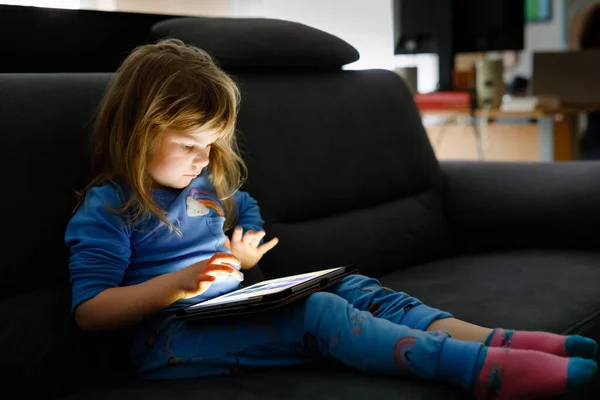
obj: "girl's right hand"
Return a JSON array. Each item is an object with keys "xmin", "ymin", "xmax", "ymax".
[{"xmin": 174, "ymin": 253, "xmax": 243, "ymax": 299}]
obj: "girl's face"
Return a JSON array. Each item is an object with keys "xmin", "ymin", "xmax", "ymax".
[{"xmin": 148, "ymin": 128, "xmax": 218, "ymax": 189}]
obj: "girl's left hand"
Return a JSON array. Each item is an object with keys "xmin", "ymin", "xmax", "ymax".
[{"xmin": 225, "ymin": 227, "xmax": 279, "ymax": 270}]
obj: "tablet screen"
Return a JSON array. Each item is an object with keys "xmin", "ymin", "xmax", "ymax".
[{"xmin": 188, "ymin": 267, "xmax": 341, "ymax": 309}]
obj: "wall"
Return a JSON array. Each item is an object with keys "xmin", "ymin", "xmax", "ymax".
[
  {"xmin": 510, "ymin": 0, "xmax": 567, "ymax": 79},
  {"xmin": 0, "ymin": 0, "xmax": 232, "ymax": 15},
  {"xmin": 0, "ymin": 0, "xmax": 80, "ymax": 7},
  {"xmin": 238, "ymin": 0, "xmax": 396, "ymax": 71},
  {"xmin": 232, "ymin": 0, "xmax": 441, "ymax": 90},
  {"xmin": 87, "ymin": 0, "xmax": 231, "ymax": 16}
]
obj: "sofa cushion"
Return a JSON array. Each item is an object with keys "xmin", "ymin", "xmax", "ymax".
[
  {"xmin": 263, "ymin": 188, "xmax": 448, "ymax": 279},
  {"xmin": 0, "ymin": 285, "xmax": 133, "ymax": 398},
  {"xmin": 379, "ymin": 250, "xmax": 600, "ymax": 339},
  {"xmin": 150, "ymin": 17, "xmax": 360, "ymax": 71},
  {"xmin": 0, "ymin": 73, "xmax": 111, "ymax": 300},
  {"xmin": 233, "ymin": 69, "xmax": 448, "ymax": 278},
  {"xmin": 1, "ymin": 286, "xmax": 79, "ymax": 397},
  {"xmin": 60, "ymin": 363, "xmax": 465, "ymax": 400},
  {"xmin": 441, "ymin": 161, "xmax": 600, "ymax": 254},
  {"xmin": 0, "ymin": 73, "xmax": 132, "ymax": 397}
]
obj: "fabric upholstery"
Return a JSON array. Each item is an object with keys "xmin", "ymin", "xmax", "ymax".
[
  {"xmin": 150, "ymin": 17, "xmax": 360, "ymax": 71},
  {"xmin": 441, "ymin": 161, "xmax": 600, "ymax": 254},
  {"xmin": 379, "ymin": 251, "xmax": 600, "ymax": 338},
  {"xmin": 59, "ymin": 365, "xmax": 466, "ymax": 400},
  {"xmin": 0, "ymin": 73, "xmax": 110, "ymax": 300},
  {"xmin": 232, "ymin": 70, "xmax": 448, "ymax": 278}
]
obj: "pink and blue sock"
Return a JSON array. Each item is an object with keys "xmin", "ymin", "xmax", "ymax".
[
  {"xmin": 486, "ymin": 328, "xmax": 598, "ymax": 359},
  {"xmin": 472, "ymin": 347, "xmax": 597, "ymax": 399},
  {"xmin": 436, "ymin": 336, "xmax": 597, "ymax": 399}
]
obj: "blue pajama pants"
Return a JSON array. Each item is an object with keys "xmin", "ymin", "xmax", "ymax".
[{"xmin": 132, "ymin": 274, "xmax": 453, "ymax": 380}]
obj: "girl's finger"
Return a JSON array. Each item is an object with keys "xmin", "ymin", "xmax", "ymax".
[
  {"xmin": 242, "ymin": 230, "xmax": 256, "ymax": 245},
  {"xmin": 251, "ymin": 231, "xmax": 266, "ymax": 247},
  {"xmin": 205, "ymin": 265, "xmax": 244, "ymax": 282},
  {"xmin": 197, "ymin": 273, "xmax": 217, "ymax": 283},
  {"xmin": 209, "ymin": 253, "xmax": 240, "ymax": 266},
  {"xmin": 257, "ymin": 237, "xmax": 279, "ymax": 254},
  {"xmin": 232, "ymin": 226, "xmax": 243, "ymax": 243},
  {"xmin": 196, "ymin": 276, "xmax": 215, "ymax": 294}
]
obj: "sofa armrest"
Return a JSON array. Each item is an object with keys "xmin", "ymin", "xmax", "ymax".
[{"xmin": 441, "ymin": 161, "xmax": 600, "ymax": 253}]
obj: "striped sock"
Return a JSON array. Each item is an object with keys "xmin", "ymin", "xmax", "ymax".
[{"xmin": 486, "ymin": 328, "xmax": 598, "ymax": 359}]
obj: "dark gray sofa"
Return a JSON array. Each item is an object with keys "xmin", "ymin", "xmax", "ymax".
[{"xmin": 1, "ymin": 17, "xmax": 600, "ymax": 400}]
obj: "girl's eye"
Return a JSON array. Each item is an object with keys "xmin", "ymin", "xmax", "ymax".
[{"xmin": 180, "ymin": 144, "xmax": 194, "ymax": 151}]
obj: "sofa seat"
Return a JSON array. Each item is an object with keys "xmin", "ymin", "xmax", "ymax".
[
  {"xmin": 58, "ymin": 251, "xmax": 600, "ymax": 400},
  {"xmin": 383, "ymin": 250, "xmax": 600, "ymax": 399},
  {"xmin": 60, "ymin": 360, "xmax": 465, "ymax": 400},
  {"xmin": 379, "ymin": 251, "xmax": 600, "ymax": 338}
]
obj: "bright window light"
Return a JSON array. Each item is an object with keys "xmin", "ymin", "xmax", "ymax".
[{"xmin": 0, "ymin": 1, "xmax": 81, "ymax": 9}]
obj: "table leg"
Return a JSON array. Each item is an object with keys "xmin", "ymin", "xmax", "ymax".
[{"xmin": 538, "ymin": 116, "xmax": 554, "ymax": 162}]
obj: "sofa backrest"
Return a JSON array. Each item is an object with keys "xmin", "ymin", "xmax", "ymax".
[
  {"xmin": 234, "ymin": 70, "xmax": 449, "ymax": 279},
  {"xmin": 0, "ymin": 17, "xmax": 449, "ymax": 397},
  {"xmin": 0, "ymin": 73, "xmax": 111, "ymax": 300},
  {"xmin": 0, "ymin": 73, "xmax": 116, "ymax": 397}
]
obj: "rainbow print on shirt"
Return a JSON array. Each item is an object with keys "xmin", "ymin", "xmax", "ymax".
[{"xmin": 186, "ymin": 188, "xmax": 224, "ymax": 217}]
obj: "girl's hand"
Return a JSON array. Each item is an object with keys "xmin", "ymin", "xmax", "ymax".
[
  {"xmin": 227, "ymin": 227, "xmax": 279, "ymax": 270},
  {"xmin": 174, "ymin": 253, "xmax": 243, "ymax": 299}
]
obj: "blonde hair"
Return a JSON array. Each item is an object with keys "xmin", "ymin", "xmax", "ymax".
[{"xmin": 78, "ymin": 38, "xmax": 247, "ymax": 232}]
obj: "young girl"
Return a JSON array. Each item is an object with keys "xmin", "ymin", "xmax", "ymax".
[{"xmin": 65, "ymin": 38, "xmax": 598, "ymax": 399}]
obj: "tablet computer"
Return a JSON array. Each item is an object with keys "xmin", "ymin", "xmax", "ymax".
[{"xmin": 173, "ymin": 265, "xmax": 357, "ymax": 322}]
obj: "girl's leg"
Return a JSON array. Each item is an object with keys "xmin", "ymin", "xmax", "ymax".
[
  {"xmin": 131, "ymin": 305, "xmax": 319, "ymax": 380},
  {"xmin": 303, "ymin": 291, "xmax": 596, "ymax": 399},
  {"xmin": 427, "ymin": 318, "xmax": 493, "ymax": 343},
  {"xmin": 333, "ymin": 275, "xmax": 598, "ymax": 358},
  {"xmin": 133, "ymin": 290, "xmax": 596, "ymax": 399},
  {"xmin": 331, "ymin": 275, "xmax": 491, "ymax": 342},
  {"xmin": 331, "ymin": 274, "xmax": 453, "ymax": 332}
]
